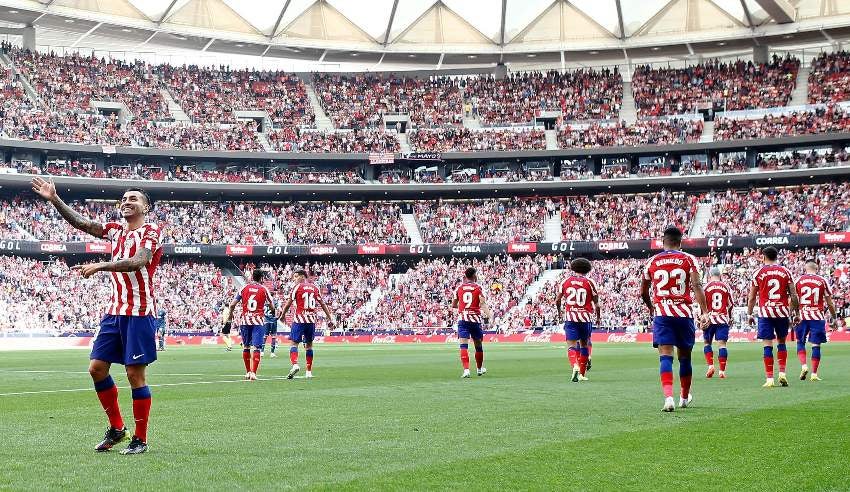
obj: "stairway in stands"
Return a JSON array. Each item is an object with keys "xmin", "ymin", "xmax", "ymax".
[
  {"xmin": 789, "ymin": 66, "xmax": 811, "ymax": 107},
  {"xmin": 397, "ymin": 131, "xmax": 412, "ymax": 153},
  {"xmin": 544, "ymin": 129, "xmax": 559, "ymax": 150},
  {"xmin": 504, "ymin": 269, "xmax": 565, "ymax": 321},
  {"xmin": 220, "ymin": 262, "xmax": 246, "ymax": 290},
  {"xmin": 256, "ymin": 132, "xmax": 273, "ymax": 151},
  {"xmin": 619, "ymin": 80, "xmax": 638, "ymax": 125},
  {"xmin": 401, "ymin": 214, "xmax": 424, "ymax": 244},
  {"xmin": 303, "ymin": 80, "xmax": 334, "ymax": 131},
  {"xmin": 263, "ymin": 216, "xmax": 287, "ymax": 244},
  {"xmin": 543, "ymin": 212, "xmax": 562, "ymax": 242},
  {"xmin": 160, "ymin": 89, "xmax": 191, "ymax": 123},
  {"xmin": 701, "ymin": 119, "xmax": 715, "ymax": 142},
  {"xmin": 688, "ymin": 198, "xmax": 715, "ymax": 238}
]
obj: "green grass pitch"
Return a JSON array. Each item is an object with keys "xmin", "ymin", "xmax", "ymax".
[{"xmin": 1, "ymin": 343, "xmax": 849, "ymax": 491}]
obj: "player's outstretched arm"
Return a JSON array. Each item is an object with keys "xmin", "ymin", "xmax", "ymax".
[
  {"xmin": 31, "ymin": 177, "xmax": 103, "ymax": 238},
  {"xmin": 72, "ymin": 248, "xmax": 152, "ymax": 278}
]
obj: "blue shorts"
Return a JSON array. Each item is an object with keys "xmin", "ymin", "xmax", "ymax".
[
  {"xmin": 457, "ymin": 320, "xmax": 483, "ymax": 340},
  {"xmin": 240, "ymin": 325, "xmax": 266, "ymax": 348},
  {"xmin": 91, "ymin": 314, "xmax": 157, "ymax": 366},
  {"xmin": 290, "ymin": 322, "xmax": 316, "ymax": 344},
  {"xmin": 564, "ymin": 321, "xmax": 593, "ymax": 342},
  {"xmin": 265, "ymin": 321, "xmax": 278, "ymax": 336},
  {"xmin": 757, "ymin": 317, "xmax": 789, "ymax": 340},
  {"xmin": 652, "ymin": 316, "xmax": 696, "ymax": 349},
  {"xmin": 795, "ymin": 320, "xmax": 827, "ymax": 344},
  {"xmin": 703, "ymin": 324, "xmax": 730, "ymax": 342}
]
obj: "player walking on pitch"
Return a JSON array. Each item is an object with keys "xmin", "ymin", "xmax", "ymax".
[
  {"xmin": 703, "ymin": 267, "xmax": 733, "ymax": 379},
  {"xmin": 453, "ymin": 267, "xmax": 492, "ymax": 378},
  {"xmin": 794, "ymin": 259, "xmax": 837, "ymax": 381},
  {"xmin": 225, "ymin": 270, "xmax": 276, "ymax": 381},
  {"xmin": 641, "ymin": 227, "xmax": 709, "ymax": 412},
  {"xmin": 279, "ymin": 270, "xmax": 335, "ymax": 379},
  {"xmin": 555, "ymin": 258, "xmax": 599, "ymax": 382},
  {"xmin": 747, "ymin": 247, "xmax": 799, "ymax": 388},
  {"xmin": 31, "ymin": 178, "xmax": 161, "ymax": 454}
]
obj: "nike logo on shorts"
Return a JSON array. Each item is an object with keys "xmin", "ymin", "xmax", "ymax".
[{"xmin": 132, "ymin": 354, "xmax": 144, "ymax": 360}]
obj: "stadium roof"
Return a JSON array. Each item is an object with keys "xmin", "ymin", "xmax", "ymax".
[{"xmin": 0, "ymin": 0, "xmax": 849, "ymax": 67}]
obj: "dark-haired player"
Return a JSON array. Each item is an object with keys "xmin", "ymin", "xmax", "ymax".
[
  {"xmin": 795, "ymin": 259, "xmax": 837, "ymax": 381},
  {"xmin": 641, "ymin": 227, "xmax": 708, "ymax": 412},
  {"xmin": 747, "ymin": 247, "xmax": 798, "ymax": 388},
  {"xmin": 556, "ymin": 258, "xmax": 599, "ymax": 382},
  {"xmin": 703, "ymin": 267, "xmax": 733, "ymax": 379},
  {"xmin": 32, "ymin": 177, "xmax": 161, "ymax": 455},
  {"xmin": 279, "ymin": 270, "xmax": 335, "ymax": 379},
  {"xmin": 453, "ymin": 267, "xmax": 492, "ymax": 378},
  {"xmin": 264, "ymin": 300, "xmax": 279, "ymax": 358},
  {"xmin": 225, "ymin": 269, "xmax": 276, "ymax": 381}
]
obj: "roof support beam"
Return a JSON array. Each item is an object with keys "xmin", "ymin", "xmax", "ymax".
[
  {"xmin": 261, "ymin": 44, "xmax": 272, "ymax": 57},
  {"xmin": 753, "ymin": 0, "xmax": 795, "ymax": 23},
  {"xmin": 499, "ymin": 0, "xmax": 507, "ymax": 45},
  {"xmin": 201, "ymin": 38, "xmax": 215, "ymax": 52},
  {"xmin": 686, "ymin": 42, "xmax": 694, "ymax": 55},
  {"xmin": 383, "ymin": 0, "xmax": 400, "ymax": 45},
  {"xmin": 739, "ymin": 0, "xmax": 754, "ymax": 27},
  {"xmin": 159, "ymin": 0, "xmax": 180, "ymax": 24},
  {"xmin": 136, "ymin": 30, "xmax": 158, "ymax": 49},
  {"xmin": 820, "ymin": 28, "xmax": 835, "ymax": 44},
  {"xmin": 614, "ymin": 0, "xmax": 626, "ymax": 39},
  {"xmin": 71, "ymin": 21, "xmax": 101, "ymax": 48},
  {"xmin": 318, "ymin": 49, "xmax": 327, "ymax": 62},
  {"xmin": 270, "ymin": 0, "xmax": 292, "ymax": 38},
  {"xmin": 437, "ymin": 53, "xmax": 445, "ymax": 70}
]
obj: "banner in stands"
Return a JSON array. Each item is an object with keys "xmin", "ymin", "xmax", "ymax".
[
  {"xmin": 368, "ymin": 152, "xmax": 395, "ymax": 165},
  {"xmin": 6, "ymin": 331, "xmax": 850, "ymax": 351},
  {"xmin": 402, "ymin": 152, "xmax": 442, "ymax": 161},
  {"xmin": 0, "ymin": 233, "xmax": 847, "ymax": 259}
]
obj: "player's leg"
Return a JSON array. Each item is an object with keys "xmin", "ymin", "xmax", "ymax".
[
  {"xmin": 703, "ymin": 326, "xmax": 715, "ymax": 378},
  {"xmin": 577, "ymin": 337, "xmax": 589, "ymax": 380},
  {"xmin": 472, "ymin": 336, "xmax": 485, "ymax": 376},
  {"xmin": 457, "ymin": 321, "xmax": 472, "ymax": 378},
  {"xmin": 239, "ymin": 327, "xmax": 252, "ymax": 378},
  {"xmin": 796, "ymin": 322, "xmax": 810, "ymax": 380},
  {"xmin": 250, "ymin": 326, "xmax": 263, "ymax": 379},
  {"xmin": 269, "ymin": 324, "xmax": 278, "ymax": 357},
  {"xmin": 715, "ymin": 324, "xmax": 729, "ymax": 378},
  {"xmin": 676, "ymin": 318, "xmax": 695, "ymax": 408},
  {"xmin": 809, "ymin": 321, "xmax": 827, "ymax": 380},
  {"xmin": 304, "ymin": 324, "xmax": 315, "ymax": 378},
  {"xmin": 89, "ymin": 315, "xmax": 129, "ymax": 451},
  {"xmin": 566, "ymin": 338, "xmax": 579, "ymax": 381},
  {"xmin": 287, "ymin": 324, "xmax": 302, "ymax": 379},
  {"xmin": 653, "ymin": 316, "xmax": 676, "ymax": 411},
  {"xmin": 120, "ymin": 315, "xmax": 158, "ymax": 454},
  {"xmin": 757, "ymin": 318, "xmax": 776, "ymax": 387},
  {"xmin": 776, "ymin": 319, "xmax": 790, "ymax": 386}
]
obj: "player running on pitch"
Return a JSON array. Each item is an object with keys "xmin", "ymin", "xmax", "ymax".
[
  {"xmin": 225, "ymin": 269, "xmax": 276, "ymax": 381},
  {"xmin": 703, "ymin": 267, "xmax": 733, "ymax": 379},
  {"xmin": 263, "ymin": 300, "xmax": 280, "ymax": 358},
  {"xmin": 279, "ymin": 270, "xmax": 335, "ymax": 379},
  {"xmin": 32, "ymin": 178, "xmax": 161, "ymax": 454},
  {"xmin": 641, "ymin": 227, "xmax": 709, "ymax": 412},
  {"xmin": 453, "ymin": 267, "xmax": 492, "ymax": 378},
  {"xmin": 747, "ymin": 247, "xmax": 799, "ymax": 388},
  {"xmin": 555, "ymin": 258, "xmax": 599, "ymax": 382},
  {"xmin": 795, "ymin": 259, "xmax": 838, "ymax": 381}
]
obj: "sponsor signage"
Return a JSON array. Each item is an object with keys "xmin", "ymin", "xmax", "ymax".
[
  {"xmin": 39, "ymin": 242, "xmax": 67, "ymax": 253},
  {"xmin": 173, "ymin": 245, "xmax": 202, "ymax": 254},
  {"xmin": 369, "ymin": 152, "xmax": 395, "ymax": 165},
  {"xmin": 820, "ymin": 232, "xmax": 850, "ymax": 244},
  {"xmin": 0, "ymin": 240, "xmax": 22, "ymax": 251},
  {"xmin": 507, "ymin": 242, "xmax": 537, "ymax": 253},
  {"xmin": 755, "ymin": 235, "xmax": 790, "ymax": 246},
  {"xmin": 85, "ymin": 242, "xmax": 110, "ymax": 253},
  {"xmin": 358, "ymin": 244, "xmax": 386, "ymax": 255},
  {"xmin": 309, "ymin": 245, "xmax": 339, "ymax": 255},
  {"xmin": 402, "ymin": 152, "xmax": 442, "ymax": 161},
  {"xmin": 226, "ymin": 245, "xmax": 254, "ymax": 256},
  {"xmin": 598, "ymin": 241, "xmax": 628, "ymax": 252}
]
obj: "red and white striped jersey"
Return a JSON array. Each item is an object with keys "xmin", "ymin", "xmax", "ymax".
[
  {"xmin": 704, "ymin": 280, "xmax": 733, "ymax": 325},
  {"xmin": 643, "ymin": 250, "xmax": 701, "ymax": 318},
  {"xmin": 751, "ymin": 264, "xmax": 794, "ymax": 318},
  {"xmin": 101, "ymin": 221, "xmax": 163, "ymax": 316},
  {"xmin": 796, "ymin": 274, "xmax": 831, "ymax": 321},
  {"xmin": 559, "ymin": 275, "xmax": 598, "ymax": 323},
  {"xmin": 290, "ymin": 281, "xmax": 321, "ymax": 324},
  {"xmin": 456, "ymin": 281, "xmax": 485, "ymax": 323},
  {"xmin": 236, "ymin": 282, "xmax": 272, "ymax": 326}
]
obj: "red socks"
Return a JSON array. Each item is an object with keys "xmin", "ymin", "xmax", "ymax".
[
  {"xmin": 680, "ymin": 375, "xmax": 692, "ymax": 398},
  {"xmin": 578, "ymin": 354, "xmax": 588, "ymax": 376},
  {"xmin": 306, "ymin": 349, "xmax": 314, "ymax": 371},
  {"xmin": 94, "ymin": 376, "xmax": 124, "ymax": 429},
  {"xmin": 290, "ymin": 348, "xmax": 298, "ymax": 365},
  {"xmin": 474, "ymin": 351, "xmax": 483, "ymax": 370},
  {"xmin": 797, "ymin": 350, "xmax": 807, "ymax": 365},
  {"xmin": 131, "ymin": 386, "xmax": 151, "ymax": 442},
  {"xmin": 568, "ymin": 347, "xmax": 578, "ymax": 367},
  {"xmin": 242, "ymin": 350, "xmax": 251, "ymax": 372},
  {"xmin": 459, "ymin": 345, "xmax": 470, "ymax": 370},
  {"xmin": 252, "ymin": 350, "xmax": 261, "ymax": 374},
  {"xmin": 661, "ymin": 372, "xmax": 674, "ymax": 398}
]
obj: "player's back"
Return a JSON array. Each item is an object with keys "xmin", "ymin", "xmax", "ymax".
[
  {"xmin": 796, "ymin": 273, "xmax": 830, "ymax": 320},
  {"xmin": 704, "ymin": 280, "xmax": 733, "ymax": 325},
  {"xmin": 752, "ymin": 264, "xmax": 793, "ymax": 318},
  {"xmin": 292, "ymin": 281, "xmax": 320, "ymax": 324},
  {"xmin": 239, "ymin": 282, "xmax": 269, "ymax": 326},
  {"xmin": 643, "ymin": 250, "xmax": 700, "ymax": 317},
  {"xmin": 560, "ymin": 275, "xmax": 597, "ymax": 322},
  {"xmin": 456, "ymin": 281, "xmax": 483, "ymax": 323}
]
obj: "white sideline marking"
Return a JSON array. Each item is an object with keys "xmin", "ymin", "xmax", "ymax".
[{"xmin": 0, "ymin": 375, "xmax": 297, "ymax": 397}]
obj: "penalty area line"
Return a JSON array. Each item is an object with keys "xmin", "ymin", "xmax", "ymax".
[{"xmin": 0, "ymin": 375, "xmax": 296, "ymax": 397}]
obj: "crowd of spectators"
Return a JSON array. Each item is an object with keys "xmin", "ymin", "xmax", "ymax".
[
  {"xmin": 558, "ymin": 118, "xmax": 704, "ymax": 148},
  {"xmin": 312, "ymin": 73, "xmax": 463, "ymax": 129},
  {"xmin": 267, "ymin": 128, "xmax": 400, "ymax": 153},
  {"xmin": 270, "ymin": 168, "xmax": 364, "ymax": 184},
  {"xmin": 756, "ymin": 149, "xmax": 849, "ymax": 170},
  {"xmin": 271, "ymin": 202, "xmax": 408, "ymax": 244},
  {"xmin": 705, "ymin": 183, "xmax": 850, "ymax": 236},
  {"xmin": 157, "ymin": 64, "xmax": 313, "ymax": 127},
  {"xmin": 714, "ymin": 105, "xmax": 850, "ymax": 141},
  {"xmin": 127, "ymin": 121, "xmax": 263, "ymax": 151},
  {"xmin": 632, "ymin": 56, "xmax": 800, "ymax": 116},
  {"xmin": 414, "ymin": 198, "xmax": 556, "ymax": 243},
  {"xmin": 808, "ymin": 51, "xmax": 850, "ymax": 104},
  {"xmin": 409, "ymin": 127, "xmax": 547, "ymax": 152},
  {"xmin": 465, "ymin": 69, "xmax": 622, "ymax": 125}
]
